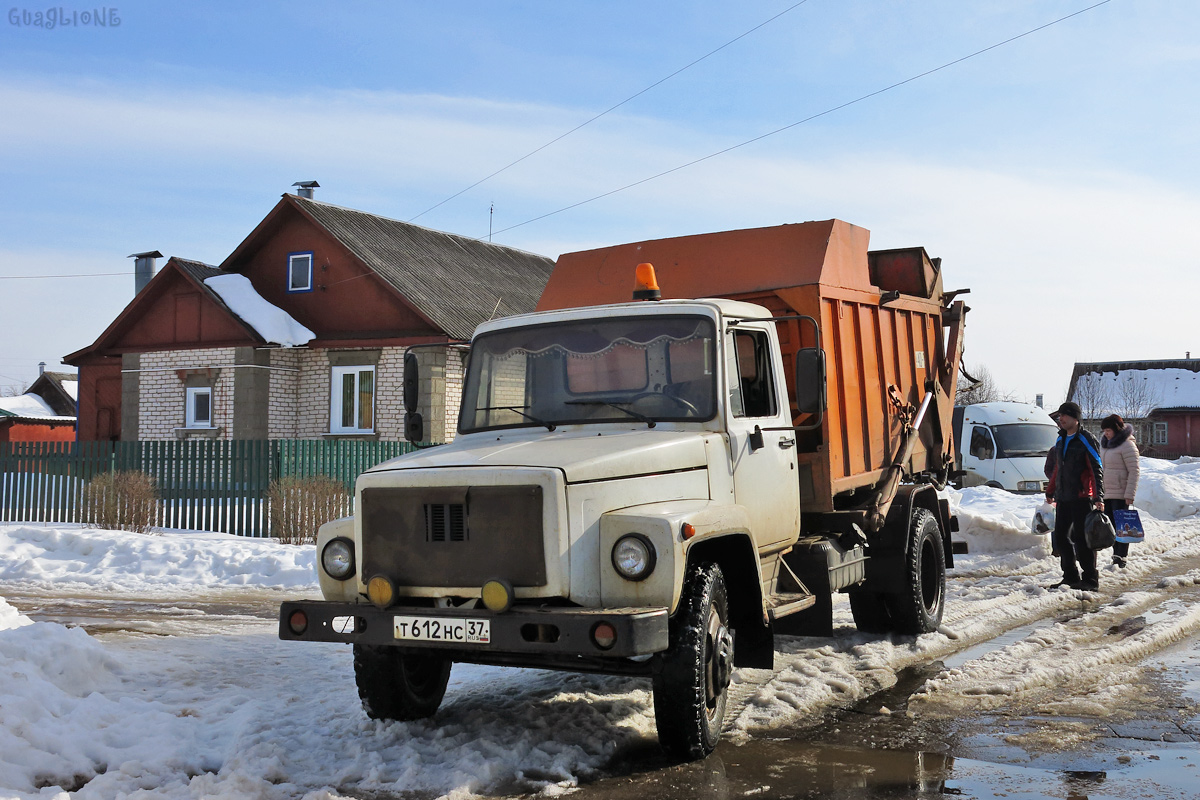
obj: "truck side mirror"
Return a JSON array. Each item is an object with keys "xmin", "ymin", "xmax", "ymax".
[
  {"xmin": 403, "ymin": 351, "xmax": 420, "ymax": 413},
  {"xmin": 405, "ymin": 411, "xmax": 424, "ymax": 443},
  {"xmin": 794, "ymin": 348, "xmax": 826, "ymax": 416}
]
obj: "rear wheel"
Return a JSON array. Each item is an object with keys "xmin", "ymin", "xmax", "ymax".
[
  {"xmin": 653, "ymin": 563, "xmax": 734, "ymax": 760},
  {"xmin": 353, "ymin": 644, "xmax": 452, "ymax": 721},
  {"xmin": 887, "ymin": 509, "xmax": 946, "ymax": 634}
]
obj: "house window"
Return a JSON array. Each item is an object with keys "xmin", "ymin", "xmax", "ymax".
[
  {"xmin": 185, "ymin": 386, "xmax": 213, "ymax": 428},
  {"xmin": 331, "ymin": 365, "xmax": 375, "ymax": 433},
  {"xmin": 1153, "ymin": 421, "xmax": 1169, "ymax": 445},
  {"xmin": 288, "ymin": 251, "xmax": 314, "ymax": 293}
]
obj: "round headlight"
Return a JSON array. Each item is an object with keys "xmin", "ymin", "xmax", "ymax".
[
  {"xmin": 612, "ymin": 533, "xmax": 656, "ymax": 582},
  {"xmin": 321, "ymin": 538, "xmax": 356, "ymax": 581}
]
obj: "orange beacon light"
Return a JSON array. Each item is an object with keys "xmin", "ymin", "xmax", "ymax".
[{"xmin": 633, "ymin": 263, "xmax": 662, "ymax": 301}]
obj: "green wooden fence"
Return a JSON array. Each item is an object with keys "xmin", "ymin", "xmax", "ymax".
[{"xmin": 0, "ymin": 439, "xmax": 423, "ymax": 536}]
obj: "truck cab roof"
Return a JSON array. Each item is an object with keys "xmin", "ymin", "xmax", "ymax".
[{"xmin": 472, "ymin": 298, "xmax": 772, "ymax": 338}]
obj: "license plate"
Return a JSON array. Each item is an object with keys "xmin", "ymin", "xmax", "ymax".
[{"xmin": 394, "ymin": 615, "xmax": 491, "ymax": 644}]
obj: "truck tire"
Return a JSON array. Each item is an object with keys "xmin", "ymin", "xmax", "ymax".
[
  {"xmin": 353, "ymin": 644, "xmax": 451, "ymax": 721},
  {"xmin": 848, "ymin": 589, "xmax": 893, "ymax": 634},
  {"xmin": 653, "ymin": 563, "xmax": 734, "ymax": 760},
  {"xmin": 887, "ymin": 508, "xmax": 946, "ymax": 635}
]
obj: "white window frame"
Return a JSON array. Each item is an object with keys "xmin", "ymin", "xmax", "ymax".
[
  {"xmin": 330, "ymin": 365, "xmax": 376, "ymax": 434},
  {"xmin": 1153, "ymin": 421, "xmax": 1169, "ymax": 445},
  {"xmin": 288, "ymin": 251, "xmax": 314, "ymax": 293},
  {"xmin": 185, "ymin": 386, "xmax": 213, "ymax": 428}
]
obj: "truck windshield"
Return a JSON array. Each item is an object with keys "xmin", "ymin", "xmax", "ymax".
[
  {"xmin": 461, "ymin": 315, "xmax": 717, "ymax": 433},
  {"xmin": 991, "ymin": 424, "xmax": 1059, "ymax": 458}
]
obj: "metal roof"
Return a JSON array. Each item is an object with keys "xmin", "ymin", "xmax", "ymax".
[{"xmin": 293, "ymin": 197, "xmax": 556, "ymax": 340}]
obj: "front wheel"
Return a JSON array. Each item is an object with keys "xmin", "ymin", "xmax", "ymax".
[
  {"xmin": 653, "ymin": 563, "xmax": 734, "ymax": 760},
  {"xmin": 353, "ymin": 644, "xmax": 452, "ymax": 721}
]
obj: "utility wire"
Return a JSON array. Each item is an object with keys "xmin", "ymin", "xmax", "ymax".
[
  {"xmin": 489, "ymin": 0, "xmax": 1112, "ymax": 238},
  {"xmin": 407, "ymin": 0, "xmax": 815, "ymax": 223},
  {"xmin": 0, "ymin": 271, "xmax": 133, "ymax": 280}
]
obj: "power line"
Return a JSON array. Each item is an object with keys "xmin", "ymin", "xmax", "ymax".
[
  {"xmin": 407, "ymin": 0, "xmax": 815, "ymax": 223},
  {"xmin": 0, "ymin": 271, "xmax": 133, "ymax": 280},
  {"xmin": 489, "ymin": 0, "xmax": 1112, "ymax": 239}
]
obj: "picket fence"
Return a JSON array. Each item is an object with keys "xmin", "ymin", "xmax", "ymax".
[{"xmin": 0, "ymin": 439, "xmax": 423, "ymax": 537}]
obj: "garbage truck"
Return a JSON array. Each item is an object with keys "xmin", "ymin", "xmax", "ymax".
[{"xmin": 279, "ymin": 219, "xmax": 969, "ymax": 759}]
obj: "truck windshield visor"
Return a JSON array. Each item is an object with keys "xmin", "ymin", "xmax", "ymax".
[
  {"xmin": 992, "ymin": 423, "xmax": 1059, "ymax": 458},
  {"xmin": 461, "ymin": 315, "xmax": 718, "ymax": 432}
]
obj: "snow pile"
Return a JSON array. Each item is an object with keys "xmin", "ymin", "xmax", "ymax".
[
  {"xmin": 946, "ymin": 486, "xmax": 1048, "ymax": 554},
  {"xmin": 204, "ymin": 273, "xmax": 315, "ymax": 347},
  {"xmin": 0, "ymin": 525, "xmax": 318, "ymax": 594},
  {"xmin": 1135, "ymin": 457, "xmax": 1200, "ymax": 520}
]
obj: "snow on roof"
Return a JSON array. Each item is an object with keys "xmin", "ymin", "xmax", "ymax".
[
  {"xmin": 61, "ymin": 380, "xmax": 77, "ymax": 401},
  {"xmin": 203, "ymin": 274, "xmax": 315, "ymax": 347},
  {"xmin": 0, "ymin": 392, "xmax": 74, "ymax": 421},
  {"xmin": 1074, "ymin": 368, "xmax": 1200, "ymax": 414}
]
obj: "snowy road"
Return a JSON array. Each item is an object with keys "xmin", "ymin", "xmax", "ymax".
[{"xmin": 4, "ymin": 458, "xmax": 1200, "ymax": 798}]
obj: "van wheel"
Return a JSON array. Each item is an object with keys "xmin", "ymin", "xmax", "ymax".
[
  {"xmin": 353, "ymin": 644, "xmax": 451, "ymax": 720},
  {"xmin": 887, "ymin": 509, "xmax": 946, "ymax": 634},
  {"xmin": 848, "ymin": 589, "xmax": 893, "ymax": 634},
  {"xmin": 653, "ymin": 563, "xmax": 733, "ymax": 760}
]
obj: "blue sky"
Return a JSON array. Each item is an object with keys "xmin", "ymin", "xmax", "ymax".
[{"xmin": 1, "ymin": 1, "xmax": 1197, "ymax": 404}]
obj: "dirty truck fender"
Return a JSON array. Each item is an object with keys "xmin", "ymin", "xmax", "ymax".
[{"xmin": 600, "ymin": 500, "xmax": 761, "ymax": 618}]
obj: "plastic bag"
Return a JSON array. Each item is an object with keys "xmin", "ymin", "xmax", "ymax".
[
  {"xmin": 1032, "ymin": 502, "xmax": 1055, "ymax": 535},
  {"xmin": 1113, "ymin": 508, "xmax": 1145, "ymax": 544},
  {"xmin": 1084, "ymin": 509, "xmax": 1117, "ymax": 550}
]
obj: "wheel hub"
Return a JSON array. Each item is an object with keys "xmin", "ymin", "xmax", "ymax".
[{"xmin": 711, "ymin": 623, "xmax": 734, "ymax": 693}]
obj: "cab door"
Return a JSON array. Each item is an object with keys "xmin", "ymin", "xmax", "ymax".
[
  {"xmin": 961, "ymin": 424, "xmax": 997, "ymax": 486},
  {"xmin": 725, "ymin": 325, "xmax": 800, "ymax": 552}
]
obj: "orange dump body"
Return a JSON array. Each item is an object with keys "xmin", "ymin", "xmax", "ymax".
[{"xmin": 538, "ymin": 220, "xmax": 966, "ymax": 512}]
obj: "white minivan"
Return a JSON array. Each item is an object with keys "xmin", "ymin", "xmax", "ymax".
[{"xmin": 952, "ymin": 402, "xmax": 1059, "ymax": 493}]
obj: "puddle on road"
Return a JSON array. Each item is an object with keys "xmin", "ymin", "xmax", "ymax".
[{"xmin": 3, "ymin": 591, "xmax": 282, "ymax": 637}]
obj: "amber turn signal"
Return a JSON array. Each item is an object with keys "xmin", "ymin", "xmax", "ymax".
[
  {"xmin": 681, "ymin": 522, "xmax": 696, "ymax": 540},
  {"xmin": 481, "ymin": 579, "xmax": 514, "ymax": 612}
]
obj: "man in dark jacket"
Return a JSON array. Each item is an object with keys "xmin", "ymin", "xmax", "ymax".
[{"xmin": 1046, "ymin": 401, "xmax": 1105, "ymax": 590}]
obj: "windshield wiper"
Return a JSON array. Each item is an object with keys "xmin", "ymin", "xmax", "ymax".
[
  {"xmin": 475, "ymin": 405, "xmax": 556, "ymax": 431},
  {"xmin": 565, "ymin": 400, "xmax": 657, "ymax": 428}
]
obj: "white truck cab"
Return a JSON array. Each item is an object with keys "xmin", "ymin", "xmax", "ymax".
[{"xmin": 953, "ymin": 402, "xmax": 1058, "ymax": 493}]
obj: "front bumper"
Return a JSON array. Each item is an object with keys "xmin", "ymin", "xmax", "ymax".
[{"xmin": 279, "ymin": 600, "xmax": 669, "ymax": 659}]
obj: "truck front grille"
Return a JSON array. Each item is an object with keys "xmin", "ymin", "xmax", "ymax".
[
  {"xmin": 425, "ymin": 503, "xmax": 466, "ymax": 541},
  {"xmin": 361, "ymin": 485, "xmax": 546, "ymax": 588}
]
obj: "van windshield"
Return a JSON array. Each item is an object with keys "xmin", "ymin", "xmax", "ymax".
[
  {"xmin": 460, "ymin": 315, "xmax": 717, "ymax": 433},
  {"xmin": 992, "ymin": 424, "xmax": 1059, "ymax": 458}
]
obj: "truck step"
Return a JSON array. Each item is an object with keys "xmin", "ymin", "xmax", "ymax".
[{"xmin": 766, "ymin": 592, "xmax": 817, "ymax": 620}]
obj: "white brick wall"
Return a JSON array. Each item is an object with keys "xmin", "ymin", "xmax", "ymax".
[
  {"xmin": 135, "ymin": 344, "xmax": 462, "ymax": 442},
  {"xmin": 138, "ymin": 348, "xmax": 236, "ymax": 439}
]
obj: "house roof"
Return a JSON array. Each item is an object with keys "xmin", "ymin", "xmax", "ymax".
[
  {"xmin": 27, "ymin": 371, "xmax": 78, "ymax": 416},
  {"xmin": 225, "ymin": 195, "xmax": 557, "ymax": 340},
  {"xmin": 0, "ymin": 392, "xmax": 75, "ymax": 422},
  {"xmin": 1068, "ymin": 360, "xmax": 1200, "ymax": 416}
]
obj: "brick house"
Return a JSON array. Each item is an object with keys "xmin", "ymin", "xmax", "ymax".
[
  {"xmin": 1067, "ymin": 359, "xmax": 1200, "ymax": 458},
  {"xmin": 64, "ymin": 190, "xmax": 556, "ymax": 443}
]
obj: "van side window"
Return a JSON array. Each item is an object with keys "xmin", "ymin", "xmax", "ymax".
[
  {"xmin": 730, "ymin": 330, "xmax": 778, "ymax": 418},
  {"xmin": 969, "ymin": 426, "xmax": 994, "ymax": 460}
]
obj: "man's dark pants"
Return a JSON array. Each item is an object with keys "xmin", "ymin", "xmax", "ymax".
[{"xmin": 1053, "ymin": 497, "xmax": 1098, "ymax": 584}]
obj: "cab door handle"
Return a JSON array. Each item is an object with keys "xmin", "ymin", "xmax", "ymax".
[{"xmin": 778, "ymin": 438, "xmax": 795, "ymax": 449}]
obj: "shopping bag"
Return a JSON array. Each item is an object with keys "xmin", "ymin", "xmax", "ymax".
[
  {"xmin": 1084, "ymin": 510, "xmax": 1117, "ymax": 550},
  {"xmin": 1031, "ymin": 502, "xmax": 1055, "ymax": 535},
  {"xmin": 1113, "ymin": 509, "xmax": 1145, "ymax": 544}
]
